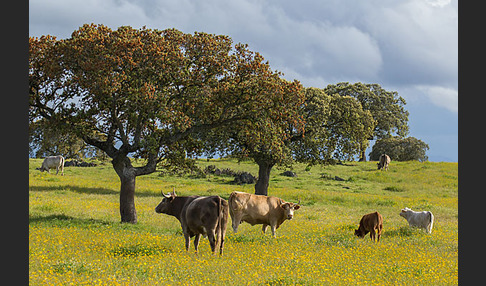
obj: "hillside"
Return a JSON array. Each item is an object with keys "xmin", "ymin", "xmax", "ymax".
[{"xmin": 29, "ymin": 158, "xmax": 458, "ymax": 285}]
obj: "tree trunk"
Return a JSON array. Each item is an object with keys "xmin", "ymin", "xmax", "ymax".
[
  {"xmin": 358, "ymin": 142, "xmax": 367, "ymax": 162},
  {"xmin": 254, "ymin": 161, "xmax": 274, "ymax": 196},
  {"xmin": 119, "ymin": 174, "xmax": 137, "ymax": 223},
  {"xmin": 359, "ymin": 150, "xmax": 367, "ymax": 162},
  {"xmin": 112, "ymin": 155, "xmax": 137, "ymax": 223}
]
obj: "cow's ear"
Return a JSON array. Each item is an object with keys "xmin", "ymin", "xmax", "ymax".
[
  {"xmin": 280, "ymin": 203, "xmax": 290, "ymax": 210},
  {"xmin": 294, "ymin": 205, "xmax": 300, "ymax": 210}
]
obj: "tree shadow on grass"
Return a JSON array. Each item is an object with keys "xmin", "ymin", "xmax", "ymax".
[
  {"xmin": 29, "ymin": 214, "xmax": 113, "ymax": 228},
  {"xmin": 29, "ymin": 185, "xmax": 160, "ymax": 197}
]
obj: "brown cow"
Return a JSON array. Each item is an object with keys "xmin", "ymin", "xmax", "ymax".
[
  {"xmin": 377, "ymin": 154, "xmax": 391, "ymax": 171},
  {"xmin": 228, "ymin": 191, "xmax": 301, "ymax": 238},
  {"xmin": 155, "ymin": 190, "xmax": 229, "ymax": 255},
  {"xmin": 354, "ymin": 211, "xmax": 383, "ymax": 242}
]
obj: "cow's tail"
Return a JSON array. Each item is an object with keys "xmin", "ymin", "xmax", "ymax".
[
  {"xmin": 427, "ymin": 211, "xmax": 434, "ymax": 234},
  {"xmin": 59, "ymin": 156, "xmax": 65, "ymax": 175},
  {"xmin": 215, "ymin": 196, "xmax": 229, "ymax": 255}
]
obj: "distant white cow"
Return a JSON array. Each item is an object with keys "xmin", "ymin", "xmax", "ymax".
[
  {"xmin": 399, "ymin": 207, "xmax": 434, "ymax": 234},
  {"xmin": 39, "ymin": 155, "xmax": 65, "ymax": 176},
  {"xmin": 377, "ymin": 154, "xmax": 391, "ymax": 171}
]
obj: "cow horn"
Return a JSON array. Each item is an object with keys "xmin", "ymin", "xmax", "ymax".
[
  {"xmin": 297, "ymin": 198, "xmax": 301, "ymax": 205},
  {"xmin": 171, "ymin": 187, "xmax": 177, "ymax": 196},
  {"xmin": 162, "ymin": 190, "xmax": 171, "ymax": 198}
]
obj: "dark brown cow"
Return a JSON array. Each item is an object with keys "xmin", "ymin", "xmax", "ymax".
[
  {"xmin": 155, "ymin": 190, "xmax": 229, "ymax": 255},
  {"xmin": 228, "ymin": 191, "xmax": 301, "ymax": 238},
  {"xmin": 354, "ymin": 211, "xmax": 383, "ymax": 242},
  {"xmin": 377, "ymin": 154, "xmax": 391, "ymax": 171}
]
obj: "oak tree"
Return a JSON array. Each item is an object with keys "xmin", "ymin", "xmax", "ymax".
[
  {"xmin": 29, "ymin": 24, "xmax": 299, "ymax": 222},
  {"xmin": 323, "ymin": 82, "xmax": 409, "ymax": 161}
]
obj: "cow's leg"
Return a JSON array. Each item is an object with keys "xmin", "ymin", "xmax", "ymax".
[
  {"xmin": 219, "ymin": 205, "xmax": 228, "ymax": 256},
  {"xmin": 193, "ymin": 233, "xmax": 201, "ymax": 253},
  {"xmin": 207, "ymin": 230, "xmax": 217, "ymax": 254},
  {"xmin": 262, "ymin": 224, "xmax": 268, "ymax": 234},
  {"xmin": 184, "ymin": 232, "xmax": 191, "ymax": 252},
  {"xmin": 219, "ymin": 232, "xmax": 225, "ymax": 256},
  {"xmin": 231, "ymin": 213, "xmax": 242, "ymax": 233},
  {"xmin": 270, "ymin": 225, "xmax": 277, "ymax": 238},
  {"xmin": 370, "ymin": 229, "xmax": 376, "ymax": 242}
]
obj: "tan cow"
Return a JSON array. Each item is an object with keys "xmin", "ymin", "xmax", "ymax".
[
  {"xmin": 354, "ymin": 211, "xmax": 383, "ymax": 242},
  {"xmin": 228, "ymin": 191, "xmax": 300, "ymax": 238}
]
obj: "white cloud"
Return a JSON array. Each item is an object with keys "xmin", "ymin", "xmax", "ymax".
[
  {"xmin": 416, "ymin": 85, "xmax": 458, "ymax": 113},
  {"xmin": 361, "ymin": 0, "xmax": 457, "ymax": 87},
  {"xmin": 426, "ymin": 0, "xmax": 452, "ymax": 8},
  {"xmin": 29, "ymin": 0, "xmax": 150, "ymax": 38},
  {"xmin": 29, "ymin": 0, "xmax": 457, "ymax": 90}
]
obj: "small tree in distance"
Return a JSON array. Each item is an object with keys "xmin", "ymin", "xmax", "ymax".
[
  {"xmin": 369, "ymin": 136, "xmax": 429, "ymax": 162},
  {"xmin": 324, "ymin": 82, "xmax": 409, "ymax": 161}
]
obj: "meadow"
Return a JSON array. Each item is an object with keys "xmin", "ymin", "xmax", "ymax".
[{"xmin": 29, "ymin": 158, "xmax": 458, "ymax": 285}]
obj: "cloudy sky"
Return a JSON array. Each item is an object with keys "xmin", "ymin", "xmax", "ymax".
[{"xmin": 29, "ymin": 0, "xmax": 458, "ymax": 162}]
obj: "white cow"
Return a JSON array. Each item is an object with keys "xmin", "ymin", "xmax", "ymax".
[
  {"xmin": 399, "ymin": 207, "xmax": 434, "ymax": 234},
  {"xmin": 39, "ymin": 155, "xmax": 65, "ymax": 176},
  {"xmin": 377, "ymin": 154, "xmax": 391, "ymax": 171}
]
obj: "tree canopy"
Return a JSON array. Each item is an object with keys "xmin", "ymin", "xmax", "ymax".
[
  {"xmin": 324, "ymin": 82, "xmax": 409, "ymax": 161},
  {"xmin": 29, "ymin": 24, "xmax": 304, "ymax": 222}
]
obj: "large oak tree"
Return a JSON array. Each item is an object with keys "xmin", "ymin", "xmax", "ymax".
[{"xmin": 29, "ymin": 24, "xmax": 303, "ymax": 223}]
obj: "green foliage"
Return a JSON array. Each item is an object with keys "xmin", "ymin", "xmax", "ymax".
[
  {"xmin": 323, "ymin": 82, "xmax": 410, "ymax": 161},
  {"xmin": 29, "ymin": 24, "xmax": 303, "ymax": 172},
  {"xmin": 324, "ymin": 82, "xmax": 409, "ymax": 139},
  {"xmin": 370, "ymin": 136, "xmax": 430, "ymax": 162},
  {"xmin": 326, "ymin": 94, "xmax": 376, "ymax": 161},
  {"xmin": 30, "ymin": 24, "xmax": 307, "ymax": 220}
]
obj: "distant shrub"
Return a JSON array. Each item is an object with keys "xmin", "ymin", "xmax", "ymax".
[
  {"xmin": 110, "ymin": 244, "xmax": 169, "ymax": 257},
  {"xmin": 384, "ymin": 185, "xmax": 407, "ymax": 192}
]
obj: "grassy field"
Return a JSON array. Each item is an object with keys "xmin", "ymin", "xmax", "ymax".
[{"xmin": 29, "ymin": 158, "xmax": 458, "ymax": 285}]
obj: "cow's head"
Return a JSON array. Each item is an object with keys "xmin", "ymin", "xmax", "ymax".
[
  {"xmin": 354, "ymin": 228, "xmax": 365, "ymax": 238},
  {"xmin": 155, "ymin": 189, "xmax": 177, "ymax": 214},
  {"xmin": 399, "ymin": 207, "xmax": 411, "ymax": 218},
  {"xmin": 279, "ymin": 199, "xmax": 301, "ymax": 220}
]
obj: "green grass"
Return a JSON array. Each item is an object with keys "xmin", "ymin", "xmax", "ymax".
[{"xmin": 29, "ymin": 158, "xmax": 458, "ymax": 285}]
